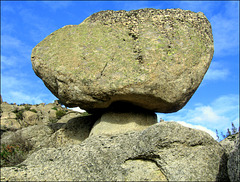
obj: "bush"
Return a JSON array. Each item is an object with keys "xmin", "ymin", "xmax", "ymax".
[
  {"xmin": 24, "ymin": 105, "xmax": 31, "ymax": 111},
  {"xmin": 81, "ymin": 112, "xmax": 90, "ymax": 116},
  {"xmin": 51, "ymin": 107, "xmax": 58, "ymax": 111},
  {"xmin": 30, "ymin": 109, "xmax": 37, "ymax": 113},
  {"xmin": 13, "ymin": 108, "xmax": 24, "ymax": 120},
  {"xmin": 56, "ymin": 110, "xmax": 67, "ymax": 119},
  {"xmin": 49, "ymin": 118, "xmax": 58, "ymax": 123},
  {"xmin": 0, "ymin": 133, "xmax": 33, "ymax": 167}
]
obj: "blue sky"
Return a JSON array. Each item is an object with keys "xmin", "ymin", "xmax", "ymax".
[{"xmin": 1, "ymin": 1, "xmax": 239, "ymax": 140}]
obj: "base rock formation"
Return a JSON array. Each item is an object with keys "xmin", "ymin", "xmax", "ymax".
[
  {"xmin": 221, "ymin": 133, "xmax": 240, "ymax": 182},
  {"xmin": 31, "ymin": 8, "xmax": 214, "ymax": 113},
  {"xmin": 1, "ymin": 122, "xmax": 229, "ymax": 181}
]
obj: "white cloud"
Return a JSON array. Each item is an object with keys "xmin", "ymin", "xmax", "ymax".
[
  {"xmin": 1, "ymin": 74, "xmax": 57, "ymax": 105},
  {"xmin": 1, "ymin": 75, "xmax": 26, "ymax": 90},
  {"xmin": 9, "ymin": 91, "xmax": 45, "ymax": 105},
  {"xmin": 210, "ymin": 3, "xmax": 239, "ymax": 56},
  {"xmin": 157, "ymin": 94, "xmax": 239, "ymax": 137},
  {"xmin": 1, "ymin": 35, "xmax": 31, "ymax": 59},
  {"xmin": 204, "ymin": 68, "xmax": 229, "ymax": 81},
  {"xmin": 1, "ymin": 55, "xmax": 18, "ymax": 67},
  {"xmin": 176, "ymin": 121, "xmax": 217, "ymax": 140},
  {"xmin": 1, "ymin": 35, "xmax": 23, "ymax": 49},
  {"xmin": 203, "ymin": 61, "xmax": 229, "ymax": 81},
  {"xmin": 69, "ymin": 107, "xmax": 86, "ymax": 113}
]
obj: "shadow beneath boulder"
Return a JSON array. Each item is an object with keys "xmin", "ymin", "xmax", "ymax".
[
  {"xmin": 46, "ymin": 114, "xmax": 100, "ymax": 148},
  {"xmin": 47, "ymin": 123, "xmax": 66, "ymax": 133}
]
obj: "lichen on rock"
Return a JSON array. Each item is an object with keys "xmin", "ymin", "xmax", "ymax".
[{"xmin": 31, "ymin": 8, "xmax": 214, "ymax": 113}]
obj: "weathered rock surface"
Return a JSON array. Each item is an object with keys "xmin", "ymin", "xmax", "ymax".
[
  {"xmin": 90, "ymin": 111, "xmax": 157, "ymax": 136},
  {"xmin": 226, "ymin": 133, "xmax": 239, "ymax": 182},
  {"xmin": 31, "ymin": 8, "xmax": 214, "ymax": 113},
  {"xmin": 42, "ymin": 115, "xmax": 98, "ymax": 148},
  {"xmin": 1, "ymin": 122, "xmax": 228, "ymax": 181},
  {"xmin": 220, "ymin": 133, "xmax": 238, "ymax": 156}
]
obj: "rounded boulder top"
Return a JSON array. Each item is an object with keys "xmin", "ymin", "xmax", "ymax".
[{"xmin": 31, "ymin": 8, "xmax": 214, "ymax": 113}]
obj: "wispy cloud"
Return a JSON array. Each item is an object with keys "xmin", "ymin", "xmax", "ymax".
[
  {"xmin": 1, "ymin": 55, "xmax": 18, "ymax": 68},
  {"xmin": 204, "ymin": 61, "xmax": 229, "ymax": 81},
  {"xmin": 1, "ymin": 74, "xmax": 57, "ymax": 105},
  {"xmin": 9, "ymin": 91, "xmax": 45, "ymax": 105},
  {"xmin": 1, "ymin": 35, "xmax": 31, "ymax": 60},
  {"xmin": 18, "ymin": 7, "xmax": 58, "ymax": 43},
  {"xmin": 157, "ymin": 94, "xmax": 239, "ymax": 139},
  {"xmin": 210, "ymin": 2, "xmax": 239, "ymax": 56},
  {"xmin": 176, "ymin": 121, "xmax": 217, "ymax": 139}
]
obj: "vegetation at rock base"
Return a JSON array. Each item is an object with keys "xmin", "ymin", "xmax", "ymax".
[
  {"xmin": 81, "ymin": 112, "xmax": 90, "ymax": 116},
  {"xmin": 56, "ymin": 110, "xmax": 67, "ymax": 119},
  {"xmin": 0, "ymin": 133, "xmax": 33, "ymax": 167},
  {"xmin": 216, "ymin": 122, "xmax": 239, "ymax": 141}
]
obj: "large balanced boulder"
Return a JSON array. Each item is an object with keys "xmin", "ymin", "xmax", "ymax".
[
  {"xmin": 1, "ymin": 122, "xmax": 229, "ymax": 181},
  {"xmin": 31, "ymin": 8, "xmax": 214, "ymax": 113}
]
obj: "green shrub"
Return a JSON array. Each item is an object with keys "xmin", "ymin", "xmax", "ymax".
[
  {"xmin": 49, "ymin": 118, "xmax": 58, "ymax": 123},
  {"xmin": 13, "ymin": 109, "xmax": 24, "ymax": 120},
  {"xmin": 51, "ymin": 107, "xmax": 58, "ymax": 111},
  {"xmin": 30, "ymin": 109, "xmax": 37, "ymax": 113},
  {"xmin": 56, "ymin": 110, "xmax": 67, "ymax": 119},
  {"xmin": 81, "ymin": 112, "xmax": 90, "ymax": 116},
  {"xmin": 0, "ymin": 133, "xmax": 33, "ymax": 167},
  {"xmin": 24, "ymin": 105, "xmax": 31, "ymax": 111}
]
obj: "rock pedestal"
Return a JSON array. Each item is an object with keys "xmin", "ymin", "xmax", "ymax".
[{"xmin": 90, "ymin": 111, "xmax": 157, "ymax": 136}]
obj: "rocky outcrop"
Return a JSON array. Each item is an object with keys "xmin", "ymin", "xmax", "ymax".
[
  {"xmin": 1, "ymin": 125, "xmax": 54, "ymax": 153},
  {"xmin": 1, "ymin": 122, "xmax": 228, "ymax": 181},
  {"xmin": 0, "ymin": 101, "xmax": 75, "ymax": 132},
  {"xmin": 31, "ymin": 8, "xmax": 214, "ymax": 113},
  {"xmin": 42, "ymin": 114, "xmax": 98, "ymax": 148},
  {"xmin": 220, "ymin": 133, "xmax": 238, "ymax": 155},
  {"xmin": 227, "ymin": 133, "xmax": 239, "ymax": 182},
  {"xmin": 220, "ymin": 133, "xmax": 240, "ymax": 182}
]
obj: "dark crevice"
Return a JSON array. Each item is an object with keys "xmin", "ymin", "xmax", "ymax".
[
  {"xmin": 128, "ymin": 32, "xmax": 138, "ymax": 40},
  {"xmin": 100, "ymin": 62, "xmax": 108, "ymax": 76}
]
